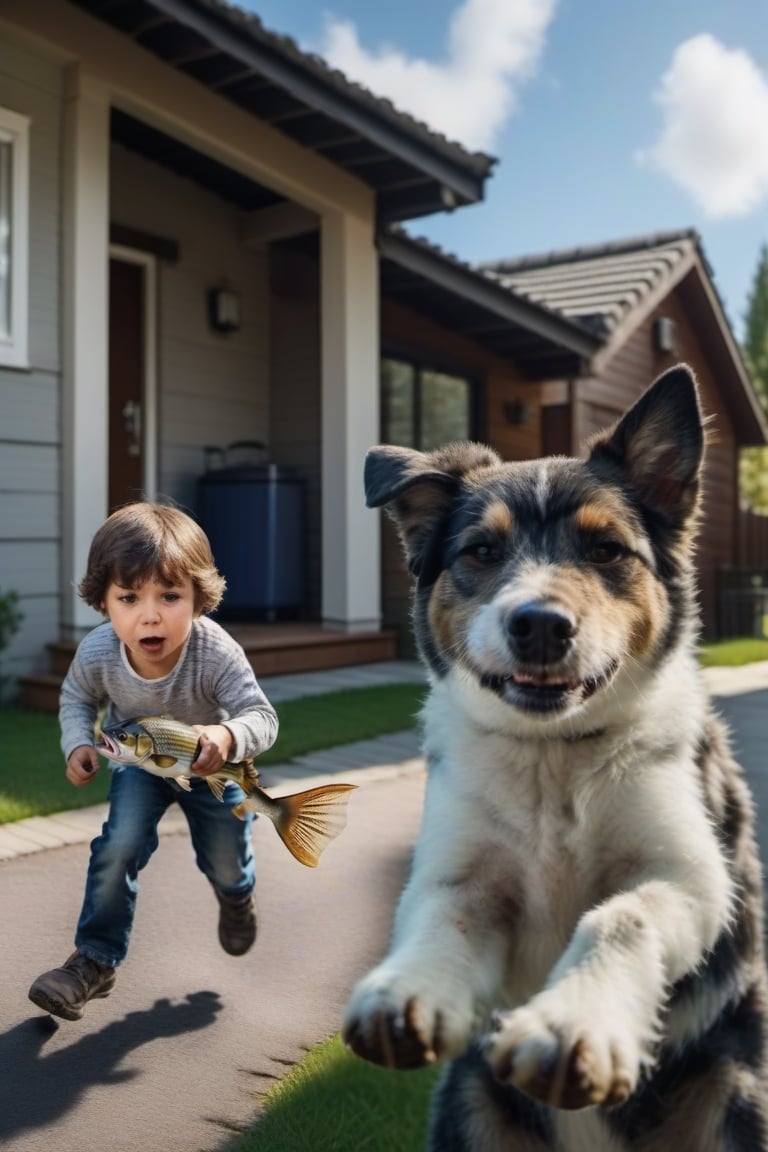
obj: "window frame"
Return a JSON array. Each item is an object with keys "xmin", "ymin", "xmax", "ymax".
[
  {"xmin": 380, "ymin": 349, "xmax": 481, "ymax": 450},
  {"xmin": 0, "ymin": 107, "xmax": 30, "ymax": 370}
]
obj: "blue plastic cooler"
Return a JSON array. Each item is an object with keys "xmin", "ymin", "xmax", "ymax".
[{"xmin": 198, "ymin": 451, "xmax": 305, "ymax": 621}]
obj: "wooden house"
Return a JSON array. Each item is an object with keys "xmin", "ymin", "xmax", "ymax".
[{"xmin": 377, "ymin": 229, "xmax": 768, "ymax": 646}]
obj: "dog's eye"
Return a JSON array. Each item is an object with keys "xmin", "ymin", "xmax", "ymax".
[
  {"xmin": 461, "ymin": 540, "xmax": 501, "ymax": 565},
  {"xmin": 587, "ymin": 541, "xmax": 625, "ymax": 566}
]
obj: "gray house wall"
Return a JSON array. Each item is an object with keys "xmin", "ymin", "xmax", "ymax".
[
  {"xmin": 0, "ymin": 34, "xmax": 63, "ymax": 682},
  {"xmin": 0, "ymin": 38, "xmax": 277, "ymax": 685},
  {"xmin": 110, "ymin": 145, "xmax": 272, "ymax": 515}
]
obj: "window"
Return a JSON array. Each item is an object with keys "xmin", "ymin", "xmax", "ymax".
[
  {"xmin": 0, "ymin": 107, "xmax": 30, "ymax": 369},
  {"xmin": 381, "ymin": 357, "xmax": 475, "ymax": 450}
]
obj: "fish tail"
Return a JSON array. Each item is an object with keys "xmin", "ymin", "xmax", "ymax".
[{"xmin": 249, "ymin": 783, "xmax": 357, "ymax": 867}]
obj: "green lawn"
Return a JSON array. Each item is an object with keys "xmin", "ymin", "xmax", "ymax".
[
  {"xmin": 0, "ymin": 682, "xmax": 426, "ymax": 825},
  {"xmin": 699, "ymin": 636, "xmax": 768, "ymax": 666},
  {"xmin": 224, "ymin": 1034, "xmax": 438, "ymax": 1152}
]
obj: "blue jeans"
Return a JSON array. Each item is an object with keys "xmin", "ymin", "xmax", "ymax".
[{"xmin": 75, "ymin": 765, "xmax": 255, "ymax": 967}]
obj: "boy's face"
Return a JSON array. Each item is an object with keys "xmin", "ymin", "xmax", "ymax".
[{"xmin": 102, "ymin": 575, "xmax": 197, "ymax": 680}]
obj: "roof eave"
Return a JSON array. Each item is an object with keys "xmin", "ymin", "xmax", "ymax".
[
  {"xmin": 680, "ymin": 265, "xmax": 768, "ymax": 447},
  {"xmin": 148, "ymin": 0, "xmax": 493, "ymax": 213},
  {"xmin": 379, "ymin": 230, "xmax": 602, "ymax": 366}
]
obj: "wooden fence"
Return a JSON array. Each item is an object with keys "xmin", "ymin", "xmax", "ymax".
[{"xmin": 717, "ymin": 510, "xmax": 768, "ymax": 637}]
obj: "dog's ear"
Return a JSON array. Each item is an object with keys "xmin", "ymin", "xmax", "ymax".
[
  {"xmin": 587, "ymin": 364, "xmax": 704, "ymax": 526},
  {"xmin": 364, "ymin": 442, "xmax": 501, "ymax": 579}
]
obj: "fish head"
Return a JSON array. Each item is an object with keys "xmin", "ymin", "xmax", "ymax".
[{"xmin": 96, "ymin": 720, "xmax": 155, "ymax": 764}]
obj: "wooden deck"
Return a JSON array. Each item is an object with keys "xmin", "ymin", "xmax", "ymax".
[{"xmin": 18, "ymin": 622, "xmax": 398, "ymax": 713}]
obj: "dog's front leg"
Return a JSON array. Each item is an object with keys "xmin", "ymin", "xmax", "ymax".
[
  {"xmin": 343, "ymin": 842, "xmax": 509, "ymax": 1070},
  {"xmin": 343, "ymin": 890, "xmax": 505, "ymax": 1069},
  {"xmin": 484, "ymin": 854, "xmax": 732, "ymax": 1111}
]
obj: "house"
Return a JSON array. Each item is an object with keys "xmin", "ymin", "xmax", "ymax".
[
  {"xmin": 1, "ymin": 3, "xmax": 765, "ymax": 709},
  {"xmin": 1, "ymin": 0, "xmax": 497, "ymax": 699},
  {"xmin": 376, "ymin": 229, "xmax": 768, "ymax": 649}
]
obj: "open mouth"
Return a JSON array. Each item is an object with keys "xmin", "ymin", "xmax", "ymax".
[
  {"xmin": 95, "ymin": 732, "xmax": 119, "ymax": 757},
  {"xmin": 479, "ymin": 662, "xmax": 618, "ymax": 713},
  {"xmin": 139, "ymin": 636, "xmax": 164, "ymax": 652}
]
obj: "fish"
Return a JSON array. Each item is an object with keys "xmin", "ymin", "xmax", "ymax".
[{"xmin": 95, "ymin": 716, "xmax": 357, "ymax": 868}]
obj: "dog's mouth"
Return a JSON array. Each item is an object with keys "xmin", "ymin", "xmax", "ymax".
[{"xmin": 479, "ymin": 662, "xmax": 618, "ymax": 713}]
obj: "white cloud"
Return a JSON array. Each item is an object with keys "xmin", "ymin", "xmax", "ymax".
[
  {"xmin": 644, "ymin": 34, "xmax": 768, "ymax": 218},
  {"xmin": 319, "ymin": 0, "xmax": 557, "ymax": 153}
]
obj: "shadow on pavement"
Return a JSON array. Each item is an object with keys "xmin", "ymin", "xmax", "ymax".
[{"xmin": 0, "ymin": 990, "xmax": 223, "ymax": 1143}]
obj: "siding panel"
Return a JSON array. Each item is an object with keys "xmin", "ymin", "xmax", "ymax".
[
  {"xmin": 0, "ymin": 372, "xmax": 59, "ymax": 443},
  {"xmin": 1, "ymin": 493, "xmax": 58, "ymax": 538},
  {"xmin": 0, "ymin": 33, "xmax": 63, "ymax": 680},
  {"xmin": 0, "ymin": 444, "xmax": 58, "ymax": 492},
  {"xmin": 0, "ymin": 541, "xmax": 59, "ymax": 594}
]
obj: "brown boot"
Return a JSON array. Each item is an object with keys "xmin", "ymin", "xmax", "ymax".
[
  {"xmin": 214, "ymin": 889, "xmax": 257, "ymax": 956},
  {"xmin": 28, "ymin": 950, "xmax": 116, "ymax": 1020}
]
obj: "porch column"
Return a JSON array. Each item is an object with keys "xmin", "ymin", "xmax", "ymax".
[
  {"xmin": 61, "ymin": 68, "xmax": 110, "ymax": 634},
  {"xmin": 320, "ymin": 210, "xmax": 381, "ymax": 631}
]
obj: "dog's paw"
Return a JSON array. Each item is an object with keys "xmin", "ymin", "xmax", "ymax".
[
  {"xmin": 482, "ymin": 997, "xmax": 641, "ymax": 1110},
  {"xmin": 343, "ymin": 967, "xmax": 475, "ymax": 1070}
]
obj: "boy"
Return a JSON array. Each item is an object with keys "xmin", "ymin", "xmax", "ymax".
[{"xmin": 28, "ymin": 502, "xmax": 279, "ymax": 1021}]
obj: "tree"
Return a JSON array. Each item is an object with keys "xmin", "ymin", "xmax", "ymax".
[{"xmin": 740, "ymin": 244, "xmax": 768, "ymax": 512}]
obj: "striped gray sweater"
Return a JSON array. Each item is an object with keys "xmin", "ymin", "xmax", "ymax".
[{"xmin": 59, "ymin": 616, "xmax": 278, "ymax": 764}]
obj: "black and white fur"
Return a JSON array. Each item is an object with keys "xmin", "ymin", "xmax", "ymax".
[{"xmin": 343, "ymin": 366, "xmax": 768, "ymax": 1151}]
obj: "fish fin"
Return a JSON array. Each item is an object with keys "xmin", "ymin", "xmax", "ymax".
[
  {"xmin": 231, "ymin": 802, "xmax": 249, "ymax": 822},
  {"xmin": 152, "ymin": 754, "xmax": 178, "ymax": 769},
  {"xmin": 205, "ymin": 774, "xmax": 228, "ymax": 803},
  {"xmin": 239, "ymin": 758, "xmax": 260, "ymax": 794},
  {"xmin": 174, "ymin": 775, "xmax": 192, "ymax": 792},
  {"xmin": 255, "ymin": 783, "xmax": 358, "ymax": 868}
]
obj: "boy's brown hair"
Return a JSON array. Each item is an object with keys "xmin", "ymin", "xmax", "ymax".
[{"xmin": 79, "ymin": 503, "xmax": 226, "ymax": 615}]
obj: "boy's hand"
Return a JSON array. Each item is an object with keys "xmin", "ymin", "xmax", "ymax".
[
  {"xmin": 191, "ymin": 725, "xmax": 234, "ymax": 776},
  {"xmin": 66, "ymin": 745, "xmax": 101, "ymax": 787}
]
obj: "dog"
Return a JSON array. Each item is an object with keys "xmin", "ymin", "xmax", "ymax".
[{"xmin": 342, "ymin": 364, "xmax": 768, "ymax": 1151}]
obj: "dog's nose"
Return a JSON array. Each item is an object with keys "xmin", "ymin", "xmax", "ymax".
[{"xmin": 506, "ymin": 603, "xmax": 575, "ymax": 664}]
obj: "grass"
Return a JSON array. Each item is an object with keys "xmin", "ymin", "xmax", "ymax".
[
  {"xmin": 699, "ymin": 636, "xmax": 768, "ymax": 666},
  {"xmin": 0, "ymin": 708, "xmax": 108, "ymax": 823},
  {"xmin": 225, "ymin": 1034, "xmax": 438, "ymax": 1152},
  {"xmin": 0, "ymin": 682, "xmax": 426, "ymax": 826}
]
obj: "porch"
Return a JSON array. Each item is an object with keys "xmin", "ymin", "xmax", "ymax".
[{"xmin": 18, "ymin": 622, "xmax": 397, "ymax": 714}]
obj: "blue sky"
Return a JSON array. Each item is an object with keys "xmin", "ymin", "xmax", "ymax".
[{"xmin": 241, "ymin": 0, "xmax": 768, "ymax": 341}]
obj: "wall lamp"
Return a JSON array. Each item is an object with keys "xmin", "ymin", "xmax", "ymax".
[
  {"xmin": 208, "ymin": 285, "xmax": 241, "ymax": 334},
  {"xmin": 504, "ymin": 399, "xmax": 532, "ymax": 426}
]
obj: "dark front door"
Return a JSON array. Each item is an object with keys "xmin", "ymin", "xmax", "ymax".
[
  {"xmin": 541, "ymin": 403, "xmax": 572, "ymax": 457},
  {"xmin": 109, "ymin": 257, "xmax": 145, "ymax": 510}
]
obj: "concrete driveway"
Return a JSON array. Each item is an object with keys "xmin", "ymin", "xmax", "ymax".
[{"xmin": 0, "ymin": 762, "xmax": 426, "ymax": 1152}]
